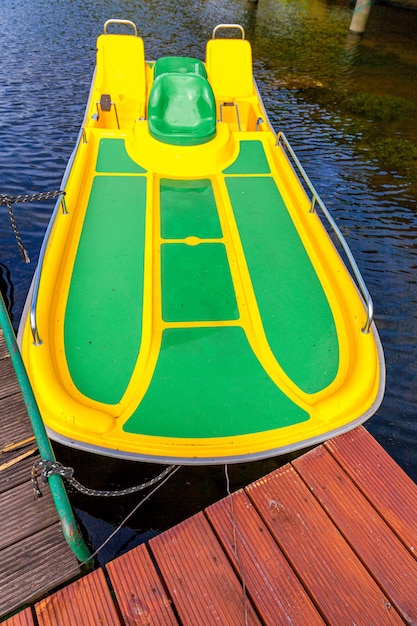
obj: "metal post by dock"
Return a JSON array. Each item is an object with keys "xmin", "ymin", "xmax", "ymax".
[{"xmin": 0, "ymin": 292, "xmax": 92, "ymax": 618}]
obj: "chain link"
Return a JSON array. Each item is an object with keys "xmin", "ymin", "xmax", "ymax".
[
  {"xmin": 0, "ymin": 191, "xmax": 65, "ymax": 206},
  {"xmin": 0, "ymin": 190, "xmax": 65, "ymax": 263},
  {"xmin": 32, "ymin": 458, "xmax": 177, "ymax": 499}
]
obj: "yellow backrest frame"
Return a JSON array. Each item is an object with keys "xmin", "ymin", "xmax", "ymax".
[{"xmin": 206, "ymin": 38, "xmax": 254, "ymax": 101}]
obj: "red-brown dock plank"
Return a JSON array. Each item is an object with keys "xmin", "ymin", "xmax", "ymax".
[
  {"xmin": 2, "ymin": 608, "xmax": 35, "ymax": 626},
  {"xmin": 106, "ymin": 542, "xmax": 179, "ymax": 625},
  {"xmin": 35, "ymin": 569, "xmax": 120, "ymax": 625},
  {"xmin": 294, "ymin": 443, "xmax": 417, "ymax": 623},
  {"xmin": 206, "ymin": 490, "xmax": 325, "ymax": 624},
  {"xmin": 7, "ymin": 426, "xmax": 417, "ymax": 625},
  {"xmin": 149, "ymin": 512, "xmax": 262, "ymax": 625},
  {"xmin": 325, "ymin": 427, "xmax": 417, "ymax": 554},
  {"xmin": 246, "ymin": 464, "xmax": 404, "ymax": 625}
]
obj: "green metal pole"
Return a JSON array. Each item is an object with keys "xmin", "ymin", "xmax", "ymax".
[{"xmin": 0, "ymin": 292, "xmax": 92, "ymax": 566}]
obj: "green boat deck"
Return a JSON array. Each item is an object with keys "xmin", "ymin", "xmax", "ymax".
[{"xmin": 63, "ymin": 138, "xmax": 339, "ymax": 440}]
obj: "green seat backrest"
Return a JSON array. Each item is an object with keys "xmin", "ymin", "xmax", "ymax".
[
  {"xmin": 148, "ymin": 73, "xmax": 216, "ymax": 146},
  {"xmin": 154, "ymin": 56, "xmax": 207, "ymax": 80}
]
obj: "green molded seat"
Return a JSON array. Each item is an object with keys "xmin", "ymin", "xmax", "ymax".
[
  {"xmin": 154, "ymin": 56, "xmax": 207, "ymax": 79},
  {"xmin": 148, "ymin": 73, "xmax": 216, "ymax": 146}
]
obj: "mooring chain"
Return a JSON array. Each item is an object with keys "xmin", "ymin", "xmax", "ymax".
[
  {"xmin": 31, "ymin": 458, "xmax": 177, "ymax": 499},
  {"xmin": 0, "ymin": 190, "xmax": 65, "ymax": 264}
]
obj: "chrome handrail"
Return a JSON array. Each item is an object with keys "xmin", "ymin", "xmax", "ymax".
[
  {"xmin": 276, "ymin": 131, "xmax": 373, "ymax": 334},
  {"xmin": 212, "ymin": 24, "xmax": 245, "ymax": 39},
  {"xmin": 29, "ymin": 126, "xmax": 86, "ymax": 345},
  {"xmin": 103, "ymin": 19, "xmax": 138, "ymax": 36}
]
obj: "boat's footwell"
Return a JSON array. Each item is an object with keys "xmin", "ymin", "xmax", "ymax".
[
  {"xmin": 124, "ymin": 327, "xmax": 309, "ymax": 438},
  {"xmin": 19, "ymin": 24, "xmax": 384, "ymax": 463},
  {"xmin": 65, "ymin": 173, "xmax": 146, "ymax": 405}
]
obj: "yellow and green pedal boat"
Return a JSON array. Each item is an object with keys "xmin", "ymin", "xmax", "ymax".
[{"xmin": 19, "ymin": 20, "xmax": 385, "ymax": 464}]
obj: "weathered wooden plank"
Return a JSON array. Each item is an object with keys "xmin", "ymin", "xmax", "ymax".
[
  {"xmin": 0, "ymin": 356, "xmax": 21, "ymax": 399},
  {"xmin": 325, "ymin": 426, "xmax": 417, "ymax": 556},
  {"xmin": 206, "ymin": 490, "xmax": 326, "ymax": 625},
  {"xmin": 247, "ymin": 463, "xmax": 404, "ymax": 625},
  {"xmin": 0, "ymin": 480, "xmax": 59, "ymax": 550},
  {"xmin": 35, "ymin": 568, "xmax": 120, "ymax": 626},
  {"xmin": 1, "ymin": 607, "xmax": 35, "ymax": 626},
  {"xmin": 0, "ymin": 326, "xmax": 86, "ymax": 621},
  {"xmin": 294, "ymin": 444, "xmax": 417, "ymax": 624},
  {"xmin": 106, "ymin": 542, "xmax": 179, "ymax": 625},
  {"xmin": 149, "ymin": 512, "xmax": 262, "ymax": 625},
  {"xmin": 0, "ymin": 329, "xmax": 10, "ymax": 359},
  {"xmin": 0, "ymin": 523, "xmax": 80, "ymax": 618},
  {"xmin": 0, "ymin": 446, "xmax": 36, "ymax": 469},
  {"xmin": 0, "ymin": 453, "xmax": 40, "ymax": 495},
  {"xmin": 0, "ymin": 393, "xmax": 33, "ymax": 445}
]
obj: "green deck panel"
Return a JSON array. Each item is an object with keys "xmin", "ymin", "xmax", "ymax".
[
  {"xmin": 124, "ymin": 326, "xmax": 309, "ymax": 438},
  {"xmin": 226, "ymin": 176, "xmax": 339, "ymax": 394},
  {"xmin": 160, "ymin": 178, "xmax": 222, "ymax": 239},
  {"xmin": 96, "ymin": 138, "xmax": 146, "ymax": 173},
  {"xmin": 223, "ymin": 140, "xmax": 271, "ymax": 175},
  {"xmin": 64, "ymin": 175, "xmax": 147, "ymax": 404},
  {"xmin": 161, "ymin": 243, "xmax": 239, "ymax": 322}
]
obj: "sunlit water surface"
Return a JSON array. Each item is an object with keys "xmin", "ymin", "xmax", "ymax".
[{"xmin": 1, "ymin": 0, "xmax": 416, "ymax": 564}]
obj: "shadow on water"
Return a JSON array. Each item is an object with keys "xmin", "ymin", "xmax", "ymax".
[
  {"xmin": 1, "ymin": 0, "xmax": 417, "ymax": 564},
  {"xmin": 53, "ymin": 442, "xmax": 312, "ymax": 566}
]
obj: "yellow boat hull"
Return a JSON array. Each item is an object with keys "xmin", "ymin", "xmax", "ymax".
[{"xmin": 19, "ymin": 21, "xmax": 384, "ymax": 463}]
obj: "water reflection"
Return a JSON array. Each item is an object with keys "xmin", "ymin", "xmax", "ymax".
[{"xmin": 1, "ymin": 0, "xmax": 417, "ymax": 562}]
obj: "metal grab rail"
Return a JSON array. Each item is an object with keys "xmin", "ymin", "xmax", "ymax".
[
  {"xmin": 212, "ymin": 24, "xmax": 245, "ymax": 39},
  {"xmin": 103, "ymin": 19, "xmax": 138, "ymax": 36},
  {"xmin": 29, "ymin": 126, "xmax": 87, "ymax": 345},
  {"xmin": 276, "ymin": 131, "xmax": 373, "ymax": 334}
]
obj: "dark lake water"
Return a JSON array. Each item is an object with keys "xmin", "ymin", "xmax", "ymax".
[{"xmin": 1, "ymin": 0, "xmax": 416, "ymax": 565}]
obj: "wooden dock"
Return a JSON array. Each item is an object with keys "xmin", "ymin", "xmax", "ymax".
[
  {"xmin": 0, "ymin": 327, "xmax": 81, "ymax": 620},
  {"xmin": 3, "ymin": 425, "xmax": 417, "ymax": 625}
]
